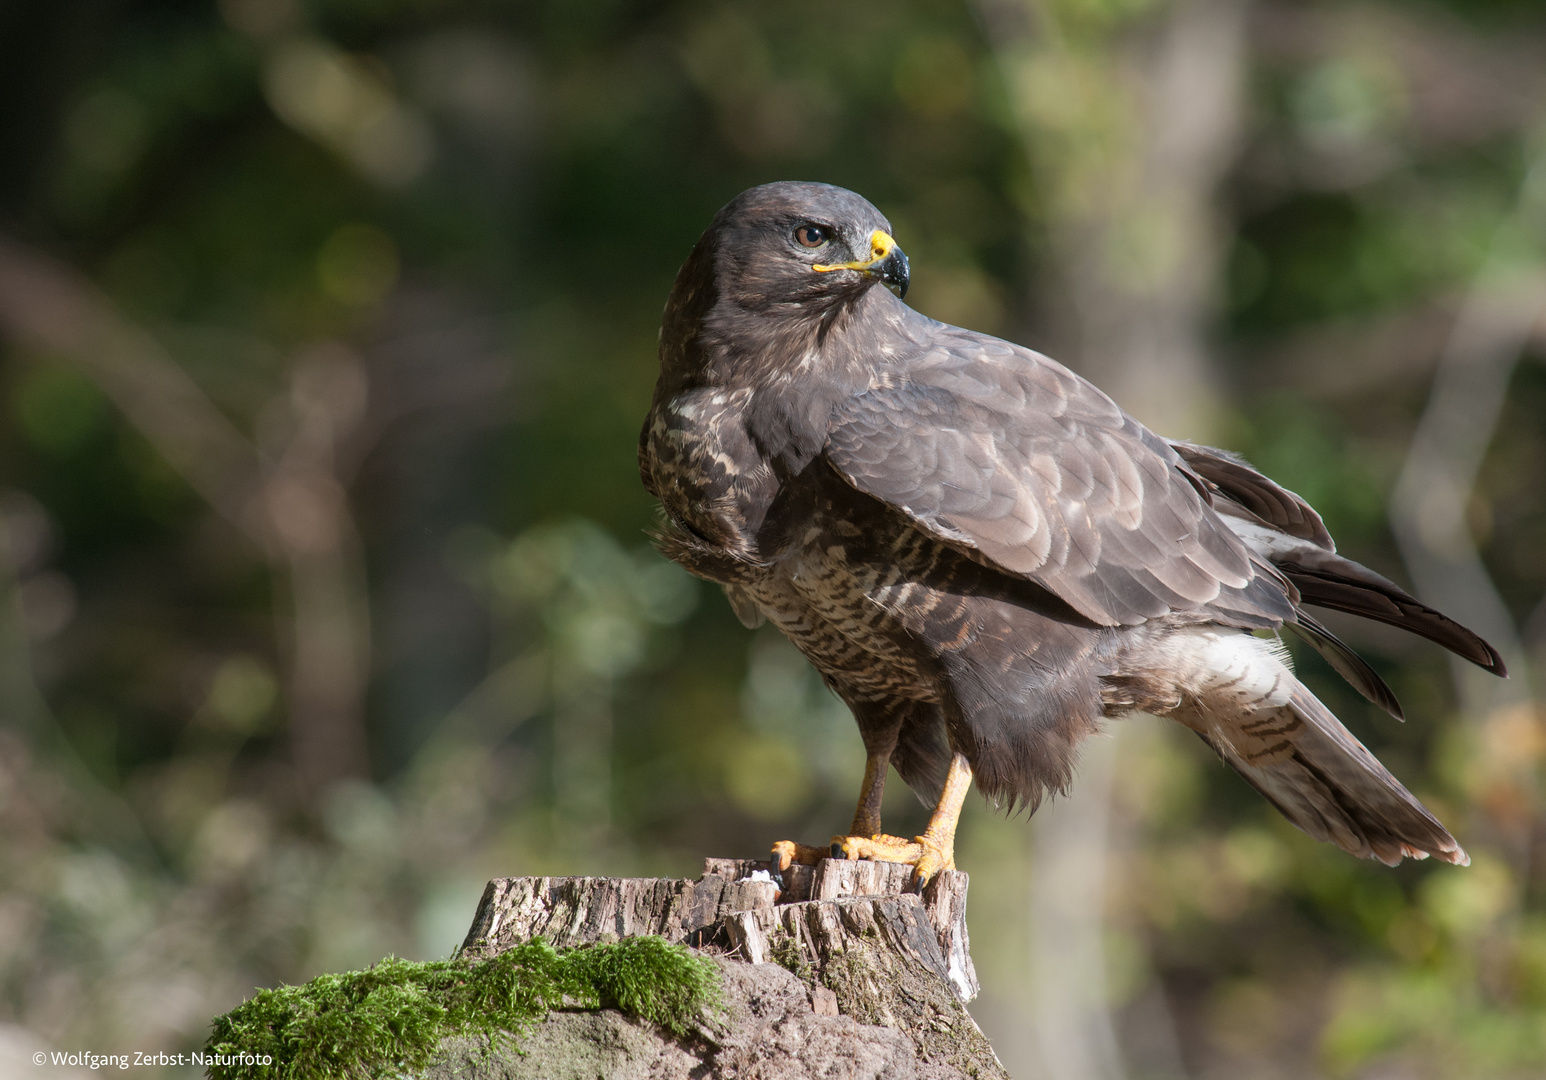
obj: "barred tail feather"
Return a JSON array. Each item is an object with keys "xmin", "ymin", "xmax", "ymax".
[{"xmin": 1187, "ymin": 683, "xmax": 1467, "ymax": 867}]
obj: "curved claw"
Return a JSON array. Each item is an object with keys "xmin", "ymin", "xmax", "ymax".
[
  {"xmin": 771, "ymin": 839, "xmax": 829, "ymax": 873},
  {"xmin": 910, "ymin": 836, "xmax": 955, "ymax": 886}
]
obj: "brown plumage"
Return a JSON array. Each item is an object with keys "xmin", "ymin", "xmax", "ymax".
[{"xmin": 639, "ymin": 181, "xmax": 1503, "ymax": 878}]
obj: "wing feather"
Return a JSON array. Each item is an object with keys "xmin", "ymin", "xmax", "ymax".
[
  {"xmin": 825, "ymin": 336, "xmax": 1260, "ymax": 627},
  {"xmin": 1172, "ymin": 442, "xmax": 1334, "ymax": 549}
]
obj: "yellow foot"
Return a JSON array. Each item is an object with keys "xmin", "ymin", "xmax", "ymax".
[
  {"xmin": 771, "ymin": 840, "xmax": 829, "ymax": 873},
  {"xmin": 831, "ymin": 833, "xmax": 955, "ymax": 886},
  {"xmin": 831, "ymin": 832, "xmax": 919, "ymax": 863}
]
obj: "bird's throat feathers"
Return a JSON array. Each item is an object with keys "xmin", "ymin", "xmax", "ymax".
[
  {"xmin": 673, "ymin": 287, "xmax": 924, "ymax": 476},
  {"xmin": 666, "ymin": 279, "xmax": 918, "ymax": 395}
]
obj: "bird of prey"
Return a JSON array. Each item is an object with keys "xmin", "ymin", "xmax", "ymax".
[{"xmin": 638, "ymin": 181, "xmax": 1504, "ymax": 883}]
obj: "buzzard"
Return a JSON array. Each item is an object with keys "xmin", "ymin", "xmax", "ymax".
[{"xmin": 639, "ymin": 181, "xmax": 1503, "ymax": 883}]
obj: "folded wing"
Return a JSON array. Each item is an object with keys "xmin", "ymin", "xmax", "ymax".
[{"xmin": 825, "ymin": 333, "xmax": 1272, "ymax": 628}]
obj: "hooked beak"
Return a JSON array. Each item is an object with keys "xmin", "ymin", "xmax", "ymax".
[{"xmin": 814, "ymin": 229, "xmax": 910, "ymax": 300}]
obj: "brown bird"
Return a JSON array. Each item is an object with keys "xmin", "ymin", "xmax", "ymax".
[{"xmin": 638, "ymin": 181, "xmax": 1504, "ymax": 883}]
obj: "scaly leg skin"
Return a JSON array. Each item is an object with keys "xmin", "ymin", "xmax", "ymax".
[{"xmin": 835, "ymin": 753, "xmax": 974, "ymax": 885}]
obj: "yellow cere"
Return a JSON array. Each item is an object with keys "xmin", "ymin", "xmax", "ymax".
[{"xmin": 814, "ymin": 230, "xmax": 897, "ymax": 273}]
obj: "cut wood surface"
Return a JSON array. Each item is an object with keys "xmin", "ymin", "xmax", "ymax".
[{"xmin": 447, "ymin": 857, "xmax": 1004, "ymax": 1080}]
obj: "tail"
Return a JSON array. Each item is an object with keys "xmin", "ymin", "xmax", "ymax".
[{"xmin": 1185, "ymin": 683, "xmax": 1468, "ymax": 867}]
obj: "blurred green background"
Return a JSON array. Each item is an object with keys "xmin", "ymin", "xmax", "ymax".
[{"xmin": 0, "ymin": 0, "xmax": 1543, "ymax": 1077}]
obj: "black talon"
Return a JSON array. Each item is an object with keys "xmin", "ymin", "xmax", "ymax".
[{"xmin": 831, "ymin": 841, "xmax": 846, "ymax": 859}]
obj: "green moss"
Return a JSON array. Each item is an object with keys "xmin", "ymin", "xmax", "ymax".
[
  {"xmin": 768, "ymin": 933, "xmax": 812, "ymax": 983},
  {"xmin": 203, "ymin": 937, "xmax": 720, "ymax": 1080},
  {"xmin": 821, "ymin": 947, "xmax": 885, "ymax": 1027}
]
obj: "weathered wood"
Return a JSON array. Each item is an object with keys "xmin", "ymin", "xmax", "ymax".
[
  {"xmin": 467, "ymin": 856, "xmax": 980, "ymax": 1000},
  {"xmin": 458, "ymin": 872, "xmax": 779, "ymax": 957},
  {"xmin": 921, "ymin": 868, "xmax": 977, "ymax": 1002},
  {"xmin": 453, "ymin": 858, "xmax": 1003, "ymax": 1079}
]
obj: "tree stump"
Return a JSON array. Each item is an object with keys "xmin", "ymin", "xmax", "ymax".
[{"xmin": 440, "ymin": 857, "xmax": 1006, "ymax": 1080}]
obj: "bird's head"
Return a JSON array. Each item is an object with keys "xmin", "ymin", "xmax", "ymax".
[
  {"xmin": 687, "ymin": 182, "xmax": 910, "ymax": 316},
  {"xmin": 655, "ymin": 182, "xmax": 912, "ymax": 392}
]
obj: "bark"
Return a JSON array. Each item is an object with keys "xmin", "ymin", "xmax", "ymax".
[{"xmin": 445, "ymin": 857, "xmax": 1007, "ymax": 1080}]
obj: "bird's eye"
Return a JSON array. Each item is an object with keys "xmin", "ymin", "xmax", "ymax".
[{"xmin": 794, "ymin": 225, "xmax": 830, "ymax": 248}]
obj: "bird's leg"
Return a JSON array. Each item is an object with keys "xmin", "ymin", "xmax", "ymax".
[
  {"xmin": 827, "ymin": 745, "xmax": 918, "ymax": 854},
  {"xmin": 847, "ymin": 745, "xmax": 890, "ymax": 837},
  {"xmin": 909, "ymin": 752, "xmax": 973, "ymax": 882},
  {"xmin": 833, "ymin": 752, "xmax": 973, "ymax": 885},
  {"xmin": 771, "ymin": 718, "xmax": 905, "ymax": 873}
]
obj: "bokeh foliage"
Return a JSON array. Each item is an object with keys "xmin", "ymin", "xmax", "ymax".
[{"xmin": 0, "ymin": 1, "xmax": 1542, "ymax": 1078}]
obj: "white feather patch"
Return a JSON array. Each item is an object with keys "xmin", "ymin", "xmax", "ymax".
[{"xmin": 1140, "ymin": 627, "xmax": 1296, "ymax": 712}]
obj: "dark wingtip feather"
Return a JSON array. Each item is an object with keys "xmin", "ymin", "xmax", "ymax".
[
  {"xmin": 1285, "ymin": 614, "xmax": 1405, "ymax": 721},
  {"xmin": 1480, "ymin": 642, "xmax": 1508, "ymax": 679},
  {"xmin": 1284, "ymin": 563, "xmax": 1508, "ymax": 678}
]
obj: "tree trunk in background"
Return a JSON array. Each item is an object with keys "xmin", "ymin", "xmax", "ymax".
[
  {"xmin": 1389, "ymin": 152, "xmax": 1545, "ymax": 879},
  {"xmin": 1389, "ymin": 154, "xmax": 1545, "ymax": 715},
  {"xmin": 366, "ymin": 290, "xmax": 513, "ymax": 775},
  {"xmin": 980, "ymin": 1, "xmax": 1251, "ymax": 1076},
  {"xmin": 0, "ymin": 238, "xmax": 375, "ymax": 807}
]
